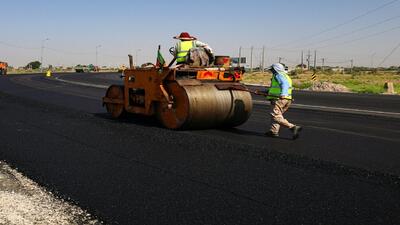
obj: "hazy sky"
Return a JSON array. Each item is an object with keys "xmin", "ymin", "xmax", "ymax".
[{"xmin": 1, "ymin": 0, "xmax": 400, "ymax": 68}]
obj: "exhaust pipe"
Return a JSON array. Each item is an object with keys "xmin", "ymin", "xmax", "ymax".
[{"xmin": 128, "ymin": 54, "xmax": 134, "ymax": 69}]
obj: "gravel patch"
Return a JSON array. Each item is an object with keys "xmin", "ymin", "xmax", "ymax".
[
  {"xmin": 306, "ymin": 81, "xmax": 351, "ymax": 92},
  {"xmin": 0, "ymin": 161, "xmax": 102, "ymax": 225}
]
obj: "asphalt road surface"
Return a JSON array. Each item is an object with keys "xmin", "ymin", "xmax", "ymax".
[{"xmin": 0, "ymin": 73, "xmax": 399, "ymax": 225}]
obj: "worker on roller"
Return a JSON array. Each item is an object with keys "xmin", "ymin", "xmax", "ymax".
[
  {"xmin": 263, "ymin": 63, "xmax": 302, "ymax": 139},
  {"xmin": 173, "ymin": 32, "xmax": 214, "ymax": 65}
]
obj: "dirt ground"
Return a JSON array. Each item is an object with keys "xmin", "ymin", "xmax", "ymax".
[
  {"xmin": 0, "ymin": 161, "xmax": 102, "ymax": 225},
  {"xmin": 243, "ymin": 71, "xmax": 400, "ymax": 94}
]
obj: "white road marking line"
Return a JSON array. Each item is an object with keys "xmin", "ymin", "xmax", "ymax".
[
  {"xmin": 54, "ymin": 77, "xmax": 109, "ymax": 89},
  {"xmin": 252, "ymin": 100, "xmax": 400, "ymax": 119},
  {"xmin": 9, "ymin": 76, "xmax": 99, "ymax": 100},
  {"xmin": 53, "ymin": 76, "xmax": 400, "ymax": 119},
  {"xmin": 306, "ymin": 125, "xmax": 400, "ymax": 142}
]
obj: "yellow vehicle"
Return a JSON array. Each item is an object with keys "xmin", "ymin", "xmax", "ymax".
[{"xmin": 0, "ymin": 61, "xmax": 8, "ymax": 75}]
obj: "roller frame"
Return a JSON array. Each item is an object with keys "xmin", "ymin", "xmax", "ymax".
[{"xmin": 102, "ymin": 65, "xmax": 253, "ymax": 129}]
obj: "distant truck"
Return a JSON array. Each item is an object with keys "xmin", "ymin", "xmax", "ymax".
[
  {"xmin": 0, "ymin": 61, "xmax": 8, "ymax": 75},
  {"xmin": 75, "ymin": 64, "xmax": 98, "ymax": 73}
]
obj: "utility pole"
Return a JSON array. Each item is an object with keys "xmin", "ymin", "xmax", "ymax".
[
  {"xmin": 40, "ymin": 38, "xmax": 49, "ymax": 72},
  {"xmin": 250, "ymin": 46, "xmax": 253, "ymax": 72},
  {"xmin": 321, "ymin": 58, "xmax": 325, "ymax": 71},
  {"xmin": 95, "ymin": 45, "xmax": 101, "ymax": 69},
  {"xmin": 278, "ymin": 57, "xmax": 283, "ymax": 63},
  {"xmin": 314, "ymin": 50, "xmax": 317, "ymax": 70},
  {"xmin": 301, "ymin": 50, "xmax": 304, "ymax": 72},
  {"xmin": 238, "ymin": 46, "xmax": 242, "ymax": 67},
  {"xmin": 350, "ymin": 59, "xmax": 354, "ymax": 73},
  {"xmin": 261, "ymin": 46, "xmax": 265, "ymax": 72},
  {"xmin": 307, "ymin": 50, "xmax": 311, "ymax": 70}
]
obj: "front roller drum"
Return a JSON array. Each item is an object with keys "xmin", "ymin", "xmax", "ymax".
[
  {"xmin": 157, "ymin": 82, "xmax": 252, "ymax": 129},
  {"xmin": 157, "ymin": 82, "xmax": 190, "ymax": 129},
  {"xmin": 103, "ymin": 85, "xmax": 126, "ymax": 118}
]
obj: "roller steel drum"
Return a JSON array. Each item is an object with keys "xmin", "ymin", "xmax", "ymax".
[
  {"xmin": 104, "ymin": 85, "xmax": 125, "ymax": 118},
  {"xmin": 157, "ymin": 82, "xmax": 252, "ymax": 129}
]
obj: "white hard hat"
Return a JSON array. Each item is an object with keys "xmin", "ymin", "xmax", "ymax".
[{"xmin": 269, "ymin": 63, "xmax": 285, "ymax": 73}]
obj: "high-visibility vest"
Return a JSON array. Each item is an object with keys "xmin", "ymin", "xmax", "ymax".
[
  {"xmin": 176, "ymin": 40, "xmax": 195, "ymax": 63},
  {"xmin": 267, "ymin": 72, "xmax": 293, "ymax": 100}
]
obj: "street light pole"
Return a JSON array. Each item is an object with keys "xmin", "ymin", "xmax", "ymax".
[
  {"xmin": 40, "ymin": 38, "xmax": 49, "ymax": 72},
  {"xmin": 238, "ymin": 46, "xmax": 242, "ymax": 67},
  {"xmin": 96, "ymin": 45, "xmax": 102, "ymax": 70},
  {"xmin": 250, "ymin": 46, "xmax": 253, "ymax": 73}
]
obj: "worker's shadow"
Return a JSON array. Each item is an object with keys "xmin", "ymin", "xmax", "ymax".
[{"xmin": 220, "ymin": 127, "xmax": 294, "ymax": 140}]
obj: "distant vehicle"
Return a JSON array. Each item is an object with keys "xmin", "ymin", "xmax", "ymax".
[
  {"xmin": 0, "ymin": 61, "xmax": 8, "ymax": 75},
  {"xmin": 75, "ymin": 64, "xmax": 98, "ymax": 73}
]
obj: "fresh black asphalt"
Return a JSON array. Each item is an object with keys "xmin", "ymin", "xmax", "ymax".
[{"xmin": 0, "ymin": 73, "xmax": 399, "ymax": 225}]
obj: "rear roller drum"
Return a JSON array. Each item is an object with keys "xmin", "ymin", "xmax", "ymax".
[{"xmin": 104, "ymin": 85, "xmax": 126, "ymax": 118}]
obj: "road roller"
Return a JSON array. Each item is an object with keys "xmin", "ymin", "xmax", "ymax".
[{"xmin": 102, "ymin": 55, "xmax": 253, "ymax": 129}]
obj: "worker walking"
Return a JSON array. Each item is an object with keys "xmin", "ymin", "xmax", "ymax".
[
  {"xmin": 173, "ymin": 32, "xmax": 214, "ymax": 65},
  {"xmin": 46, "ymin": 69, "xmax": 52, "ymax": 77},
  {"xmin": 265, "ymin": 63, "xmax": 302, "ymax": 139}
]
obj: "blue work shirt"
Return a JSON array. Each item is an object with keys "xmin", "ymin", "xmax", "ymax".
[{"xmin": 274, "ymin": 72, "xmax": 290, "ymax": 96}]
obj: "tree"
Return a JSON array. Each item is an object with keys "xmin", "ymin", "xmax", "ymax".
[{"xmin": 26, "ymin": 61, "xmax": 41, "ymax": 69}]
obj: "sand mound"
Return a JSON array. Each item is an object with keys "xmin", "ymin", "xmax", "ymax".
[{"xmin": 306, "ymin": 81, "xmax": 351, "ymax": 92}]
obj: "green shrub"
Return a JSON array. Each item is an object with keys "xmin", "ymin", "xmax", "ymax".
[{"xmin": 340, "ymin": 80, "xmax": 384, "ymax": 94}]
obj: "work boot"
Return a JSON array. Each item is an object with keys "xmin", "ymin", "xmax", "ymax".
[
  {"xmin": 290, "ymin": 126, "xmax": 303, "ymax": 140},
  {"xmin": 265, "ymin": 131, "xmax": 279, "ymax": 137}
]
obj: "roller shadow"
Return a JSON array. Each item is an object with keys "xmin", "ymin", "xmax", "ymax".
[
  {"xmin": 93, "ymin": 113, "xmax": 162, "ymax": 128},
  {"xmin": 94, "ymin": 113, "xmax": 295, "ymax": 140}
]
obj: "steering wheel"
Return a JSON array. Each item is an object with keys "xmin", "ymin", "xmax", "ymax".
[{"xmin": 169, "ymin": 47, "xmax": 175, "ymax": 56}]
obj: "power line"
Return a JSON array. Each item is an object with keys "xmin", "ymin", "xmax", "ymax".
[
  {"xmin": 44, "ymin": 47, "xmax": 127, "ymax": 59},
  {"xmin": 0, "ymin": 40, "xmax": 127, "ymax": 59},
  {"xmin": 0, "ymin": 40, "xmax": 40, "ymax": 50},
  {"xmin": 292, "ymin": 14, "xmax": 400, "ymax": 49},
  {"xmin": 325, "ymin": 60, "xmax": 352, "ymax": 64},
  {"xmin": 266, "ymin": 47, "xmax": 300, "ymax": 53},
  {"xmin": 271, "ymin": 0, "xmax": 399, "ymax": 47},
  {"xmin": 45, "ymin": 47, "xmax": 94, "ymax": 55},
  {"xmin": 314, "ymin": 25, "xmax": 400, "ymax": 49},
  {"xmin": 101, "ymin": 53, "xmax": 127, "ymax": 59},
  {"xmin": 378, "ymin": 41, "xmax": 400, "ymax": 66}
]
